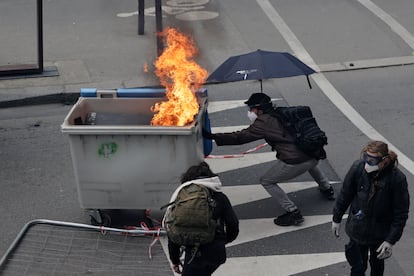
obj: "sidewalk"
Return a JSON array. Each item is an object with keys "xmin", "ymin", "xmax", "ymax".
[
  {"xmin": 0, "ymin": 58, "xmax": 162, "ymax": 108},
  {"xmin": 0, "ymin": 0, "xmax": 166, "ymax": 108}
]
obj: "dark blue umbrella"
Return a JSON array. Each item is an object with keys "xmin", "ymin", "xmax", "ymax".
[{"xmin": 207, "ymin": 49, "xmax": 316, "ymax": 91}]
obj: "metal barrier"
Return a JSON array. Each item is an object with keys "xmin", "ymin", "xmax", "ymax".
[{"xmin": 0, "ymin": 219, "xmax": 166, "ymax": 272}]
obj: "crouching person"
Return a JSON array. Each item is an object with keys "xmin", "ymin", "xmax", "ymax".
[{"xmin": 163, "ymin": 162, "xmax": 239, "ymax": 276}]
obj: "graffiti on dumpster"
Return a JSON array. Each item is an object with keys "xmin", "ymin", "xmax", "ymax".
[
  {"xmin": 98, "ymin": 142, "xmax": 118, "ymax": 158},
  {"xmin": 117, "ymin": 0, "xmax": 219, "ymax": 21}
]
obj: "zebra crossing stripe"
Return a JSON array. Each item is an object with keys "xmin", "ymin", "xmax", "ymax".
[
  {"xmin": 206, "ymin": 142, "xmax": 268, "ymax": 159},
  {"xmin": 222, "ymin": 181, "xmax": 340, "ymax": 206},
  {"xmin": 208, "ymin": 98, "xmax": 283, "ymax": 114},
  {"xmin": 162, "ymin": 98, "xmax": 345, "ymax": 275},
  {"xmin": 215, "ymin": 252, "xmax": 346, "ymax": 276},
  {"xmin": 221, "ymin": 184, "xmax": 271, "ymax": 206},
  {"xmin": 205, "ymin": 152, "xmax": 276, "ymax": 173},
  {"xmin": 228, "ymin": 215, "xmax": 333, "ymax": 247},
  {"xmin": 211, "ymin": 125, "xmax": 249, "ymax": 132}
]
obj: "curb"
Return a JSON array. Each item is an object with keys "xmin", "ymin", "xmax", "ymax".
[
  {"xmin": 0, "ymin": 83, "xmax": 220, "ymax": 109},
  {"xmin": 0, "ymin": 93, "xmax": 80, "ymax": 108}
]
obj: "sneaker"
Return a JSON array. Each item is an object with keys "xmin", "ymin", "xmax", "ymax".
[
  {"xmin": 274, "ymin": 209, "xmax": 304, "ymax": 226},
  {"xmin": 320, "ymin": 186, "xmax": 335, "ymax": 200}
]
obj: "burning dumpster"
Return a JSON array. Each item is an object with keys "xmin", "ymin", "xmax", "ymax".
[
  {"xmin": 61, "ymin": 88, "xmax": 209, "ymax": 224},
  {"xmin": 61, "ymin": 27, "xmax": 210, "ymax": 225}
]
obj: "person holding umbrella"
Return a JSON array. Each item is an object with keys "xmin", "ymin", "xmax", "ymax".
[
  {"xmin": 206, "ymin": 50, "xmax": 316, "ymax": 92},
  {"xmin": 203, "ymin": 92, "xmax": 335, "ymax": 226}
]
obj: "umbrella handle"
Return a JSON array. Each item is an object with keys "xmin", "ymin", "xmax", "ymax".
[
  {"xmin": 260, "ymin": 79, "xmax": 263, "ymax": 92},
  {"xmin": 306, "ymin": 75, "xmax": 312, "ymax": 89}
]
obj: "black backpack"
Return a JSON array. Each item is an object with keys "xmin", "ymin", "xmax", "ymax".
[{"xmin": 271, "ymin": 106, "xmax": 328, "ymax": 160}]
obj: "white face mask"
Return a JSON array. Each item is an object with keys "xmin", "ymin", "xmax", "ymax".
[
  {"xmin": 247, "ymin": 111, "xmax": 258, "ymax": 122},
  {"xmin": 364, "ymin": 163, "xmax": 379, "ymax": 173}
]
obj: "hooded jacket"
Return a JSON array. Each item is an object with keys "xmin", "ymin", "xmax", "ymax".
[
  {"xmin": 333, "ymin": 159, "xmax": 410, "ymax": 245},
  {"xmin": 165, "ymin": 176, "xmax": 223, "ymax": 206},
  {"xmin": 166, "ymin": 177, "xmax": 239, "ymax": 266},
  {"xmin": 212, "ymin": 113, "xmax": 312, "ymax": 164}
]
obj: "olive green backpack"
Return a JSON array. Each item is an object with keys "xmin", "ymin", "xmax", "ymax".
[{"xmin": 163, "ymin": 183, "xmax": 217, "ymax": 249}]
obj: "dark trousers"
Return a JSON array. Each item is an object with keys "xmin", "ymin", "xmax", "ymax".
[
  {"xmin": 182, "ymin": 240, "xmax": 226, "ymax": 276},
  {"xmin": 345, "ymin": 240, "xmax": 385, "ymax": 276}
]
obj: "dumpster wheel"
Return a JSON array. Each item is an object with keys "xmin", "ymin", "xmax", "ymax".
[{"xmin": 89, "ymin": 210, "xmax": 111, "ymax": 227}]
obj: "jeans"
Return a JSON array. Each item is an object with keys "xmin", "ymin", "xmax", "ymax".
[
  {"xmin": 260, "ymin": 159, "xmax": 330, "ymax": 211},
  {"xmin": 345, "ymin": 240, "xmax": 385, "ymax": 276}
]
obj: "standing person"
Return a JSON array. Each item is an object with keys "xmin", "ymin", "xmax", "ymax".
[
  {"xmin": 332, "ymin": 140, "xmax": 410, "ymax": 276},
  {"xmin": 166, "ymin": 162, "xmax": 239, "ymax": 276},
  {"xmin": 203, "ymin": 92, "xmax": 335, "ymax": 226}
]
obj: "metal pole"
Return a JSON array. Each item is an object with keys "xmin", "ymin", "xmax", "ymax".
[
  {"xmin": 155, "ymin": 0, "xmax": 163, "ymax": 56},
  {"xmin": 138, "ymin": 0, "xmax": 144, "ymax": 35},
  {"xmin": 37, "ymin": 0, "xmax": 44, "ymax": 72}
]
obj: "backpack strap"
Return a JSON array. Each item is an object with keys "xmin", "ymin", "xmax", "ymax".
[
  {"xmin": 268, "ymin": 108, "xmax": 296, "ymax": 144},
  {"xmin": 160, "ymin": 201, "xmax": 175, "ymax": 210},
  {"xmin": 188, "ymin": 243, "xmax": 201, "ymax": 264}
]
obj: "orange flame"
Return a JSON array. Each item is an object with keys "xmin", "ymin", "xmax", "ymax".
[
  {"xmin": 143, "ymin": 62, "xmax": 148, "ymax": 73},
  {"xmin": 151, "ymin": 27, "xmax": 208, "ymax": 126}
]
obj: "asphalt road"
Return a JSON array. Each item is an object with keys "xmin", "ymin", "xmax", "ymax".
[{"xmin": 1, "ymin": 0, "xmax": 414, "ymax": 275}]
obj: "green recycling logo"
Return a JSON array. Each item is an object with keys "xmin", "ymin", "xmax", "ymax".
[{"xmin": 98, "ymin": 142, "xmax": 118, "ymax": 158}]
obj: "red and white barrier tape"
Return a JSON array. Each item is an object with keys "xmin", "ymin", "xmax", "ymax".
[
  {"xmin": 140, "ymin": 222, "xmax": 162, "ymax": 259},
  {"xmin": 206, "ymin": 143, "xmax": 268, "ymax": 159},
  {"xmin": 241, "ymin": 142, "xmax": 268, "ymax": 154}
]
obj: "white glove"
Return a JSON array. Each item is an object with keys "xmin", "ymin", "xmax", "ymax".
[
  {"xmin": 332, "ymin": 222, "xmax": 341, "ymax": 238},
  {"xmin": 376, "ymin": 241, "xmax": 392, "ymax": 259}
]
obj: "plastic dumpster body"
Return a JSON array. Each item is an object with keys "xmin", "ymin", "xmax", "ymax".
[{"xmin": 61, "ymin": 88, "xmax": 208, "ymax": 216}]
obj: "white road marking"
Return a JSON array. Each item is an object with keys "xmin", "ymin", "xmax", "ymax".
[
  {"xmin": 117, "ymin": 0, "xmax": 218, "ymax": 21},
  {"xmin": 167, "ymin": 0, "xmax": 209, "ymax": 7},
  {"xmin": 163, "ymin": 2, "xmax": 414, "ymax": 273},
  {"xmin": 176, "ymin": 11, "xmax": 218, "ymax": 21},
  {"xmin": 163, "ymin": 145, "xmax": 346, "ymax": 274},
  {"xmin": 221, "ymin": 184, "xmax": 271, "ymax": 206},
  {"xmin": 211, "ymin": 125, "xmax": 248, "ymax": 133},
  {"xmin": 228, "ymin": 215, "xmax": 333, "ymax": 247},
  {"xmin": 208, "ymin": 98, "xmax": 283, "ymax": 114},
  {"xmin": 160, "ymin": 181, "xmax": 346, "ymax": 275},
  {"xmin": 256, "ymin": 0, "xmax": 414, "ymax": 176},
  {"xmin": 356, "ymin": 0, "xmax": 414, "ymax": 50},
  {"xmin": 319, "ymin": 55, "xmax": 414, "ymax": 72},
  {"xmin": 205, "ymin": 152, "xmax": 276, "ymax": 173},
  {"xmin": 222, "ymin": 181, "xmax": 341, "ymax": 206},
  {"xmin": 117, "ymin": 6, "xmax": 205, "ymax": 18},
  {"xmin": 215, "ymin": 252, "xmax": 346, "ymax": 276},
  {"xmin": 255, "ymin": 0, "xmax": 319, "ymax": 71},
  {"xmin": 208, "ymin": 100, "xmax": 247, "ymax": 113}
]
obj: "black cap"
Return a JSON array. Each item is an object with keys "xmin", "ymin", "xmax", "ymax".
[{"xmin": 244, "ymin": 93, "xmax": 271, "ymax": 108}]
